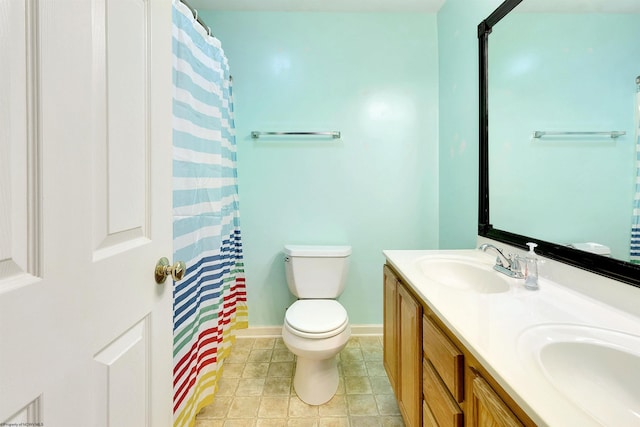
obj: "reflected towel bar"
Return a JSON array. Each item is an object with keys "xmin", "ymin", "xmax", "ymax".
[
  {"xmin": 532, "ymin": 131, "xmax": 626, "ymax": 139},
  {"xmin": 251, "ymin": 131, "xmax": 341, "ymax": 139}
]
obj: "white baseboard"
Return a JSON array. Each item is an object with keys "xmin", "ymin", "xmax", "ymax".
[{"xmin": 235, "ymin": 324, "xmax": 383, "ymax": 338}]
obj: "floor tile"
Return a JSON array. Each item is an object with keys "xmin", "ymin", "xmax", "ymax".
[
  {"xmin": 199, "ymin": 395, "xmax": 233, "ymax": 419},
  {"xmin": 253, "ymin": 338, "xmax": 276, "ymax": 349},
  {"xmin": 318, "ymin": 395, "xmax": 347, "ymax": 417},
  {"xmin": 344, "ymin": 376, "xmax": 372, "ymax": 395},
  {"xmin": 319, "ymin": 417, "xmax": 349, "ymax": 427},
  {"xmin": 242, "ymin": 363, "xmax": 270, "ymax": 378},
  {"xmin": 341, "ymin": 360, "xmax": 367, "ymax": 377},
  {"xmin": 346, "ymin": 394, "xmax": 379, "ymax": 416},
  {"xmin": 288, "ymin": 396, "xmax": 319, "ymax": 418},
  {"xmin": 222, "ymin": 363, "xmax": 245, "ymax": 379},
  {"xmin": 267, "ymin": 362, "xmax": 294, "ymax": 378},
  {"xmin": 236, "ymin": 378, "xmax": 265, "ymax": 396},
  {"xmin": 248, "ymin": 349, "xmax": 273, "ymax": 363},
  {"xmin": 195, "ymin": 336, "xmax": 405, "ymax": 427},
  {"xmin": 258, "ymin": 396, "xmax": 289, "ymax": 418},
  {"xmin": 263, "ymin": 377, "xmax": 292, "ymax": 395},
  {"xmin": 195, "ymin": 419, "xmax": 225, "ymax": 427},
  {"xmin": 350, "ymin": 416, "xmax": 383, "ymax": 427},
  {"xmin": 227, "ymin": 396, "xmax": 260, "ymax": 418},
  {"xmin": 375, "ymin": 394, "xmax": 401, "ymax": 415},
  {"xmin": 216, "ymin": 377, "xmax": 240, "ymax": 396},
  {"xmin": 256, "ymin": 419, "xmax": 286, "ymax": 427}
]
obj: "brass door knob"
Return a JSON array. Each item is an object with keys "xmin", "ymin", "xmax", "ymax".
[{"xmin": 155, "ymin": 257, "xmax": 186, "ymax": 284}]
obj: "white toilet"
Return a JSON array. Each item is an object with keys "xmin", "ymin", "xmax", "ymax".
[{"xmin": 281, "ymin": 244, "xmax": 352, "ymax": 405}]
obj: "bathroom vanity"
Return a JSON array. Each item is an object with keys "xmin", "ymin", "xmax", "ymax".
[
  {"xmin": 382, "ymin": 247, "xmax": 640, "ymax": 427},
  {"xmin": 383, "ymin": 259, "xmax": 533, "ymax": 427}
]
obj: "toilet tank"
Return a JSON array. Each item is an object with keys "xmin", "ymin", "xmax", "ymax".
[{"xmin": 283, "ymin": 245, "xmax": 351, "ymax": 299}]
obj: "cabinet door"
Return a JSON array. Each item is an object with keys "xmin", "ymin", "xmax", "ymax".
[
  {"xmin": 383, "ymin": 266, "xmax": 399, "ymax": 392},
  {"xmin": 398, "ymin": 284, "xmax": 422, "ymax": 427},
  {"xmin": 424, "ymin": 401, "xmax": 439, "ymax": 427},
  {"xmin": 468, "ymin": 371, "xmax": 523, "ymax": 427}
]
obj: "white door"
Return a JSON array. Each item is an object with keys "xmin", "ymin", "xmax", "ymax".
[{"xmin": 0, "ymin": 1, "xmax": 173, "ymax": 426}]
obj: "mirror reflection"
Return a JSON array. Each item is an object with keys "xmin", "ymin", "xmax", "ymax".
[{"xmin": 488, "ymin": 2, "xmax": 640, "ymax": 262}]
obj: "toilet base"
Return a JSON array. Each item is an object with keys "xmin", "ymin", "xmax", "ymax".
[
  {"xmin": 282, "ymin": 321, "xmax": 350, "ymax": 405},
  {"xmin": 293, "ymin": 356, "xmax": 339, "ymax": 405}
]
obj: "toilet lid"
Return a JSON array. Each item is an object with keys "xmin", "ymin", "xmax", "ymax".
[{"xmin": 285, "ymin": 300, "xmax": 348, "ymax": 334}]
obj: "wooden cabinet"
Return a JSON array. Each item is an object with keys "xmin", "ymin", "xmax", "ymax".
[
  {"xmin": 383, "ymin": 265, "xmax": 422, "ymax": 427},
  {"xmin": 467, "ymin": 368, "xmax": 523, "ymax": 427},
  {"xmin": 383, "ymin": 266, "xmax": 398, "ymax": 391},
  {"xmin": 383, "ymin": 264, "xmax": 535, "ymax": 427}
]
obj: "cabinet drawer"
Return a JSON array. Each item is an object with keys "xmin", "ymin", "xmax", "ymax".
[
  {"xmin": 423, "ymin": 359, "xmax": 463, "ymax": 427},
  {"xmin": 423, "ymin": 315, "xmax": 464, "ymax": 402}
]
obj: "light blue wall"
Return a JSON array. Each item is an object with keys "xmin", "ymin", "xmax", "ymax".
[
  {"xmin": 200, "ymin": 11, "xmax": 440, "ymax": 326},
  {"xmin": 193, "ymin": 3, "xmax": 639, "ymax": 326},
  {"xmin": 436, "ymin": 0, "xmax": 503, "ymax": 249}
]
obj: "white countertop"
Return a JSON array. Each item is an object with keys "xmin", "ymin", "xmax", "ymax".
[{"xmin": 383, "ymin": 248, "xmax": 640, "ymax": 427}]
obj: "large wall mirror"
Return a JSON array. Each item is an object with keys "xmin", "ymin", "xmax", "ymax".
[{"xmin": 478, "ymin": 0, "xmax": 640, "ymax": 287}]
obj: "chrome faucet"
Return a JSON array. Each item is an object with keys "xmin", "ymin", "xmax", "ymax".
[{"xmin": 478, "ymin": 243, "xmax": 524, "ymax": 279}]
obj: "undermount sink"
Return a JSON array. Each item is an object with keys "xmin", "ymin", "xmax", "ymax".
[
  {"xmin": 518, "ymin": 324, "xmax": 640, "ymax": 426},
  {"xmin": 417, "ymin": 255, "xmax": 511, "ymax": 293}
]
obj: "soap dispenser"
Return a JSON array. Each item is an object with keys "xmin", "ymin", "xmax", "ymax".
[{"xmin": 524, "ymin": 242, "xmax": 539, "ymax": 290}]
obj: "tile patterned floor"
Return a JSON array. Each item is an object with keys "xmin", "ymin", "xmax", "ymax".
[{"xmin": 195, "ymin": 335, "xmax": 405, "ymax": 427}]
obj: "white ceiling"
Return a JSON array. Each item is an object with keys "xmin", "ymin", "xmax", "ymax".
[
  {"xmin": 189, "ymin": 0, "xmax": 640, "ymax": 13},
  {"xmin": 188, "ymin": 0, "xmax": 446, "ymax": 13},
  {"xmin": 516, "ymin": 0, "xmax": 640, "ymax": 13}
]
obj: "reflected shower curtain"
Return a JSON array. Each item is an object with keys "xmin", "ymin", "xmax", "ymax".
[
  {"xmin": 172, "ymin": 1, "xmax": 248, "ymax": 426},
  {"xmin": 632, "ymin": 83, "xmax": 640, "ymax": 263}
]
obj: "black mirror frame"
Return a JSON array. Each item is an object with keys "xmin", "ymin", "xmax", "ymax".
[{"xmin": 477, "ymin": 0, "xmax": 640, "ymax": 288}]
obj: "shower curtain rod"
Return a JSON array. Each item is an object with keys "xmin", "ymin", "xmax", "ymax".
[{"xmin": 180, "ymin": 0, "xmax": 213, "ymax": 36}]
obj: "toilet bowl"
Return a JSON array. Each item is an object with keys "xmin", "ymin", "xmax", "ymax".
[
  {"xmin": 281, "ymin": 245, "xmax": 352, "ymax": 405},
  {"xmin": 283, "ymin": 299, "xmax": 351, "ymax": 405}
]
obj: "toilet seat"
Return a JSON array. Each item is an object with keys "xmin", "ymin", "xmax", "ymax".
[{"xmin": 285, "ymin": 300, "xmax": 348, "ymax": 339}]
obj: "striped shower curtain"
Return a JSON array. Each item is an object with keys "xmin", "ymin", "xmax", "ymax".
[
  {"xmin": 172, "ymin": 1, "xmax": 248, "ymax": 426},
  {"xmin": 632, "ymin": 86, "xmax": 640, "ymax": 263}
]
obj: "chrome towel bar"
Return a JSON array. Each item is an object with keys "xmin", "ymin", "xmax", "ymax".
[
  {"xmin": 251, "ymin": 131, "xmax": 341, "ymax": 139},
  {"xmin": 532, "ymin": 131, "xmax": 626, "ymax": 139}
]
